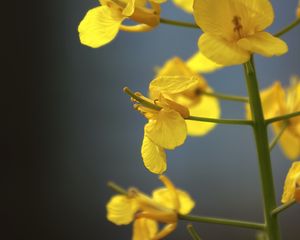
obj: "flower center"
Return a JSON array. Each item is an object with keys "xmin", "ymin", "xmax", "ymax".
[{"xmin": 232, "ymin": 15, "xmax": 243, "ymax": 38}]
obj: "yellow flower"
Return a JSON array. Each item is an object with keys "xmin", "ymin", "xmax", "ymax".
[
  {"xmin": 193, "ymin": 0, "xmax": 288, "ymax": 65},
  {"xmin": 297, "ymin": 0, "xmax": 300, "ymax": 18},
  {"xmin": 78, "ymin": 0, "xmax": 162, "ymax": 48},
  {"xmin": 281, "ymin": 162, "xmax": 300, "ymax": 203},
  {"xmin": 126, "ymin": 88, "xmax": 189, "ymax": 174},
  {"xmin": 186, "ymin": 51, "xmax": 223, "ymax": 74},
  {"xmin": 106, "ymin": 175, "xmax": 195, "ymax": 240},
  {"xmin": 150, "ymin": 57, "xmax": 221, "ymax": 136},
  {"xmin": 172, "ymin": 0, "xmax": 194, "ymax": 13},
  {"xmin": 246, "ymin": 77, "xmax": 300, "ymax": 160}
]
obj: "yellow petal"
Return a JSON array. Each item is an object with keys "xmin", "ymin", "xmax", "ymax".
[
  {"xmin": 152, "ymin": 188, "xmax": 195, "ymax": 214},
  {"xmin": 78, "ymin": 6, "xmax": 123, "ymax": 48},
  {"xmin": 198, "ymin": 33, "xmax": 250, "ymax": 65},
  {"xmin": 186, "ymin": 51, "xmax": 222, "ymax": 73},
  {"xmin": 237, "ymin": 32, "xmax": 288, "ymax": 57},
  {"xmin": 150, "ymin": 76, "xmax": 199, "ymax": 97},
  {"xmin": 172, "ymin": 0, "xmax": 193, "ymax": 13},
  {"xmin": 246, "ymin": 81, "xmax": 283, "ymax": 120},
  {"xmin": 273, "ymin": 123, "xmax": 300, "ymax": 160},
  {"xmin": 145, "ymin": 108, "xmax": 187, "ymax": 149},
  {"xmin": 141, "ymin": 135, "xmax": 167, "ymax": 174},
  {"xmin": 186, "ymin": 87, "xmax": 221, "ymax": 136},
  {"xmin": 106, "ymin": 195, "xmax": 139, "ymax": 225},
  {"xmin": 150, "ymin": 0, "xmax": 167, "ymax": 3},
  {"xmin": 133, "ymin": 218, "xmax": 158, "ymax": 240},
  {"xmin": 156, "ymin": 57, "xmax": 197, "ymax": 76},
  {"xmin": 281, "ymin": 162, "xmax": 300, "ymax": 203},
  {"xmin": 193, "ymin": 0, "xmax": 274, "ymax": 38}
]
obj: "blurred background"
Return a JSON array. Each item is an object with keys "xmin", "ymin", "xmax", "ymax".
[{"xmin": 12, "ymin": 0, "xmax": 299, "ymax": 239}]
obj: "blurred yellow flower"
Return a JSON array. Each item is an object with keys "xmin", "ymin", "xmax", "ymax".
[
  {"xmin": 281, "ymin": 162, "xmax": 300, "ymax": 203},
  {"xmin": 193, "ymin": 0, "xmax": 288, "ymax": 65},
  {"xmin": 151, "ymin": 57, "xmax": 221, "ymax": 136},
  {"xmin": 246, "ymin": 77, "xmax": 300, "ymax": 160},
  {"xmin": 78, "ymin": 0, "xmax": 161, "ymax": 48},
  {"xmin": 126, "ymin": 88, "xmax": 189, "ymax": 174},
  {"xmin": 172, "ymin": 0, "xmax": 194, "ymax": 13},
  {"xmin": 297, "ymin": 0, "xmax": 300, "ymax": 18},
  {"xmin": 106, "ymin": 175, "xmax": 195, "ymax": 240}
]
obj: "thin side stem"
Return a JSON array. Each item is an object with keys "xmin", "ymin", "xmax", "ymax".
[
  {"xmin": 107, "ymin": 181, "xmax": 127, "ymax": 195},
  {"xmin": 187, "ymin": 224, "xmax": 202, "ymax": 240},
  {"xmin": 272, "ymin": 200, "xmax": 296, "ymax": 216},
  {"xmin": 179, "ymin": 214, "xmax": 265, "ymax": 230},
  {"xmin": 187, "ymin": 116, "xmax": 253, "ymax": 126},
  {"xmin": 265, "ymin": 111, "xmax": 300, "ymax": 125},
  {"xmin": 243, "ymin": 57, "xmax": 281, "ymax": 240},
  {"xmin": 269, "ymin": 123, "xmax": 288, "ymax": 151},
  {"xmin": 274, "ymin": 18, "xmax": 300, "ymax": 37},
  {"xmin": 160, "ymin": 18, "xmax": 199, "ymax": 29},
  {"xmin": 202, "ymin": 91, "xmax": 249, "ymax": 102}
]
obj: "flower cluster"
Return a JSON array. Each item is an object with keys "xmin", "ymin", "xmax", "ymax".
[{"xmin": 78, "ymin": 0, "xmax": 300, "ymax": 239}]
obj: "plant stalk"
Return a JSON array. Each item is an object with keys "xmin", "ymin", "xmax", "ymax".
[{"xmin": 243, "ymin": 57, "xmax": 281, "ymax": 240}]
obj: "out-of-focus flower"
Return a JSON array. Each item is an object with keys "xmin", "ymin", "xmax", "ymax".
[
  {"xmin": 172, "ymin": 0, "xmax": 194, "ymax": 13},
  {"xmin": 125, "ymin": 87, "xmax": 189, "ymax": 174},
  {"xmin": 106, "ymin": 175, "xmax": 195, "ymax": 239},
  {"xmin": 281, "ymin": 162, "xmax": 300, "ymax": 203},
  {"xmin": 151, "ymin": 57, "xmax": 220, "ymax": 136},
  {"xmin": 246, "ymin": 77, "xmax": 300, "ymax": 160},
  {"xmin": 78, "ymin": 0, "xmax": 162, "ymax": 48},
  {"xmin": 297, "ymin": 0, "xmax": 300, "ymax": 18},
  {"xmin": 193, "ymin": 0, "xmax": 288, "ymax": 65},
  {"xmin": 186, "ymin": 51, "xmax": 223, "ymax": 74}
]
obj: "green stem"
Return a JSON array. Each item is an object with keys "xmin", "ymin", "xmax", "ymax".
[
  {"xmin": 187, "ymin": 224, "xmax": 202, "ymax": 240},
  {"xmin": 265, "ymin": 111, "xmax": 300, "ymax": 125},
  {"xmin": 243, "ymin": 57, "xmax": 281, "ymax": 240},
  {"xmin": 269, "ymin": 123, "xmax": 288, "ymax": 151},
  {"xmin": 271, "ymin": 200, "xmax": 296, "ymax": 216},
  {"xmin": 187, "ymin": 116, "xmax": 253, "ymax": 126},
  {"xmin": 202, "ymin": 91, "xmax": 249, "ymax": 102},
  {"xmin": 179, "ymin": 214, "xmax": 265, "ymax": 230},
  {"xmin": 160, "ymin": 18, "xmax": 199, "ymax": 29},
  {"xmin": 274, "ymin": 18, "xmax": 300, "ymax": 37},
  {"xmin": 107, "ymin": 181, "xmax": 127, "ymax": 195}
]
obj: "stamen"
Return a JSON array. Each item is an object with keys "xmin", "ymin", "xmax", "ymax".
[
  {"xmin": 232, "ymin": 16, "xmax": 243, "ymax": 38},
  {"xmin": 194, "ymin": 87, "xmax": 202, "ymax": 96}
]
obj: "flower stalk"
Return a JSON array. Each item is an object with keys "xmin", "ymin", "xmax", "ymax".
[
  {"xmin": 187, "ymin": 224, "xmax": 202, "ymax": 240},
  {"xmin": 274, "ymin": 18, "xmax": 300, "ymax": 37},
  {"xmin": 243, "ymin": 57, "xmax": 281, "ymax": 240},
  {"xmin": 160, "ymin": 18, "xmax": 199, "ymax": 29},
  {"xmin": 269, "ymin": 123, "xmax": 288, "ymax": 151},
  {"xmin": 271, "ymin": 199, "xmax": 296, "ymax": 216},
  {"xmin": 179, "ymin": 214, "xmax": 265, "ymax": 230}
]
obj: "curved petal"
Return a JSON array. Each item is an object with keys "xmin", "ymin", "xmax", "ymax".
[
  {"xmin": 78, "ymin": 6, "xmax": 123, "ymax": 48},
  {"xmin": 281, "ymin": 162, "xmax": 300, "ymax": 203},
  {"xmin": 152, "ymin": 188, "xmax": 195, "ymax": 214},
  {"xmin": 145, "ymin": 109, "xmax": 187, "ymax": 150},
  {"xmin": 237, "ymin": 32, "xmax": 288, "ymax": 57},
  {"xmin": 198, "ymin": 33, "xmax": 250, "ymax": 66},
  {"xmin": 186, "ymin": 88, "xmax": 221, "ymax": 136},
  {"xmin": 172, "ymin": 0, "xmax": 193, "ymax": 13},
  {"xmin": 106, "ymin": 195, "xmax": 139, "ymax": 225},
  {"xmin": 150, "ymin": 76, "xmax": 199, "ymax": 97},
  {"xmin": 122, "ymin": 0, "xmax": 135, "ymax": 16},
  {"xmin": 133, "ymin": 218, "xmax": 158, "ymax": 240},
  {"xmin": 156, "ymin": 57, "xmax": 196, "ymax": 76},
  {"xmin": 141, "ymin": 135, "xmax": 167, "ymax": 174},
  {"xmin": 186, "ymin": 51, "xmax": 222, "ymax": 73},
  {"xmin": 193, "ymin": 0, "xmax": 274, "ymax": 38},
  {"xmin": 273, "ymin": 123, "xmax": 300, "ymax": 160}
]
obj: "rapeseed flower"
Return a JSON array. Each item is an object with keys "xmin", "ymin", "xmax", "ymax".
[
  {"xmin": 78, "ymin": 0, "xmax": 162, "ymax": 48},
  {"xmin": 281, "ymin": 162, "xmax": 300, "ymax": 203},
  {"xmin": 172, "ymin": 0, "xmax": 194, "ymax": 13},
  {"xmin": 151, "ymin": 57, "xmax": 220, "ymax": 136},
  {"xmin": 106, "ymin": 175, "xmax": 195, "ymax": 239},
  {"xmin": 125, "ymin": 87, "xmax": 189, "ymax": 174},
  {"xmin": 246, "ymin": 77, "xmax": 300, "ymax": 160},
  {"xmin": 193, "ymin": 0, "xmax": 288, "ymax": 65}
]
